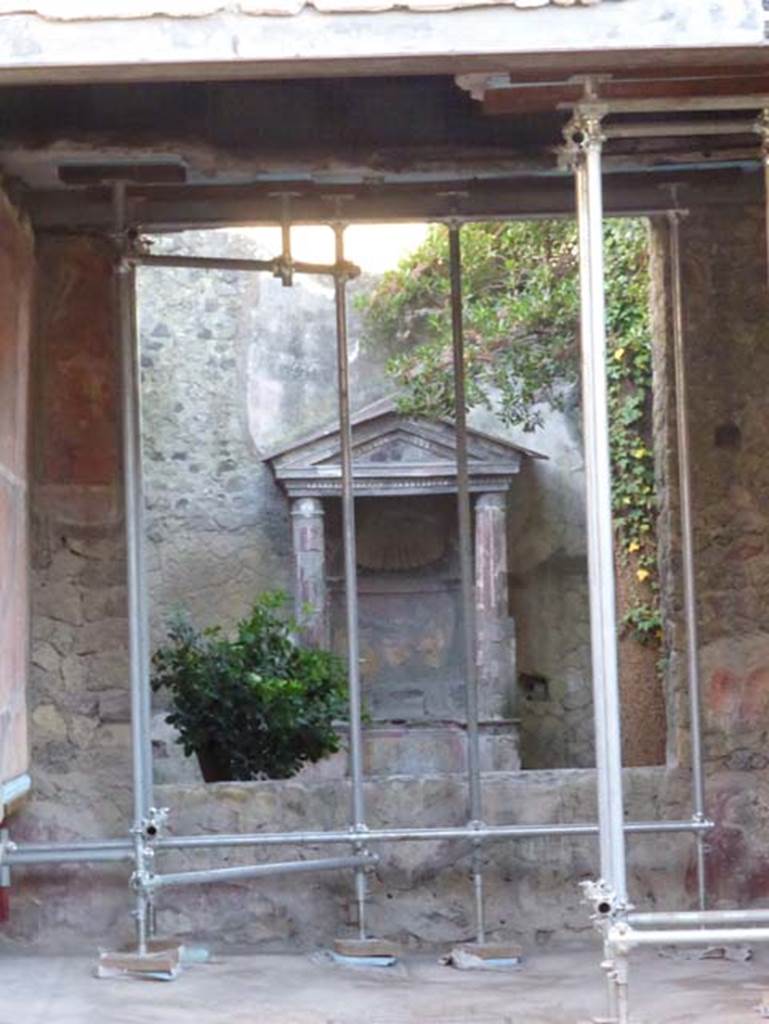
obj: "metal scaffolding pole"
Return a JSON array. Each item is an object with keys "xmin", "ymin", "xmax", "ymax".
[
  {"xmin": 332, "ymin": 221, "xmax": 369, "ymax": 942},
  {"xmin": 130, "ymin": 252, "xmax": 359, "ymax": 281},
  {"xmin": 628, "ymin": 908, "xmax": 769, "ymax": 928},
  {"xmin": 572, "ymin": 109, "xmax": 628, "ymax": 907},
  {"xmin": 114, "ymin": 185, "xmax": 154, "ymax": 825},
  {"xmin": 570, "ymin": 102, "xmax": 630, "ymax": 1023},
  {"xmin": 113, "ymin": 183, "xmax": 155, "ymax": 955},
  {"xmin": 758, "ymin": 110, "xmax": 769, "ymax": 310},
  {"xmin": 150, "ymin": 854, "xmax": 374, "ymax": 891},
  {"xmin": 668, "ymin": 212, "xmax": 707, "ymax": 912},
  {"xmin": 611, "ymin": 922, "xmax": 769, "ymax": 952},
  {"xmin": 447, "ymin": 222, "xmax": 485, "ymax": 944},
  {"xmin": 3, "ymin": 817, "xmax": 712, "ymax": 864}
]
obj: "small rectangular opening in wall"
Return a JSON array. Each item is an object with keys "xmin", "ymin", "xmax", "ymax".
[{"xmin": 519, "ymin": 673, "xmax": 549, "ymax": 703}]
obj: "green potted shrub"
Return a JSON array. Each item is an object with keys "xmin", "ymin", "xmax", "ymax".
[{"xmin": 151, "ymin": 591, "xmax": 348, "ymax": 782}]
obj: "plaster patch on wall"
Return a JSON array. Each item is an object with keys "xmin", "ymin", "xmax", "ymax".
[{"xmin": 0, "ymin": 0, "xmax": 611, "ymax": 21}]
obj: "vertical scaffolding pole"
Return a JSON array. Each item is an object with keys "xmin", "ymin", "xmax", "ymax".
[
  {"xmin": 758, "ymin": 110, "xmax": 769, "ymax": 289},
  {"xmin": 572, "ymin": 110, "xmax": 628, "ymax": 907},
  {"xmin": 114, "ymin": 185, "xmax": 154, "ymax": 823},
  {"xmin": 668, "ymin": 212, "xmax": 707, "ymax": 912},
  {"xmin": 332, "ymin": 223, "xmax": 368, "ymax": 940},
  {"xmin": 113, "ymin": 183, "xmax": 154, "ymax": 952},
  {"xmin": 447, "ymin": 223, "xmax": 485, "ymax": 944}
]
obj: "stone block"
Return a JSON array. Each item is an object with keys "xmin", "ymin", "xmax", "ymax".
[
  {"xmin": 31, "ymin": 641, "xmax": 61, "ymax": 676},
  {"xmin": 34, "ymin": 579, "xmax": 84, "ymax": 626},
  {"xmin": 98, "ymin": 688, "xmax": 131, "ymax": 724},
  {"xmin": 31, "ymin": 703, "xmax": 67, "ymax": 743},
  {"xmin": 82, "ymin": 586, "xmax": 127, "ymax": 622}
]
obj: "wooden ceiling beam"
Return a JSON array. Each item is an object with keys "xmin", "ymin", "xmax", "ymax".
[
  {"xmin": 483, "ymin": 75, "xmax": 769, "ymax": 116},
  {"xmin": 24, "ymin": 167, "xmax": 764, "ymax": 232}
]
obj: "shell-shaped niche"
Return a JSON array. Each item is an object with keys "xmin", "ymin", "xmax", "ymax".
[{"xmin": 355, "ymin": 501, "xmax": 447, "ymax": 571}]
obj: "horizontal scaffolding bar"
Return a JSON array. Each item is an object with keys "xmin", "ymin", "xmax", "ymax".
[
  {"xmin": 5, "ymin": 818, "xmax": 713, "ymax": 864},
  {"xmin": 1, "ymin": 773, "xmax": 31, "ymax": 814},
  {"xmin": 153, "ymin": 819, "xmax": 711, "ymax": 849},
  {"xmin": 12, "ymin": 838, "xmax": 133, "ymax": 851},
  {"xmin": 130, "ymin": 253, "xmax": 360, "ymax": 279},
  {"xmin": 27, "ymin": 168, "xmax": 767, "ymax": 233},
  {"xmin": 150, "ymin": 854, "xmax": 372, "ymax": 891},
  {"xmin": 628, "ymin": 908, "xmax": 769, "ymax": 928},
  {"xmin": 5, "ymin": 846, "xmax": 134, "ymax": 865},
  {"xmin": 610, "ymin": 923, "xmax": 769, "ymax": 952},
  {"xmin": 133, "ymin": 253, "xmax": 277, "ymax": 273},
  {"xmin": 566, "ymin": 96, "xmax": 769, "ymax": 116},
  {"xmin": 603, "ymin": 120, "xmax": 757, "ymax": 140}
]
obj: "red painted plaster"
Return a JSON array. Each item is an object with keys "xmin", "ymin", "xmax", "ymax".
[{"xmin": 36, "ymin": 237, "xmax": 119, "ymax": 487}]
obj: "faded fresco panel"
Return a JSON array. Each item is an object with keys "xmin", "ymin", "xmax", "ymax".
[
  {"xmin": 35, "ymin": 237, "xmax": 119, "ymax": 488},
  {"xmin": 0, "ymin": 191, "xmax": 33, "ymax": 791}
]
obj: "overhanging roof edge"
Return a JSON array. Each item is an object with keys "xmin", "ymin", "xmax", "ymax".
[{"xmin": 0, "ymin": 1, "xmax": 761, "ymax": 88}]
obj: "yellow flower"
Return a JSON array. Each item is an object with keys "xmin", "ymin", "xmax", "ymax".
[
  {"xmin": 627, "ymin": 541, "xmax": 641, "ymax": 553},
  {"xmin": 613, "ymin": 347, "xmax": 625, "ymax": 361},
  {"xmin": 636, "ymin": 568, "xmax": 651, "ymax": 582},
  {"xmin": 632, "ymin": 447, "xmax": 648, "ymax": 459}
]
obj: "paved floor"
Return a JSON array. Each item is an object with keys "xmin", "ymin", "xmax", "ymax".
[{"xmin": 0, "ymin": 945, "xmax": 766, "ymax": 1023}]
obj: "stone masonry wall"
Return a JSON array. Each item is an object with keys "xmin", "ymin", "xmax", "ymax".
[
  {"xmin": 4, "ymin": 225, "xmax": 592, "ymax": 952},
  {"xmin": 18, "ymin": 207, "xmax": 769, "ymax": 953},
  {"xmin": 7, "ymin": 234, "xmax": 134, "ymax": 947},
  {"xmin": 653, "ymin": 204, "xmax": 769, "ymax": 904},
  {"xmin": 481, "ymin": 400, "xmax": 594, "ymax": 767},
  {"xmin": 138, "ymin": 228, "xmax": 594, "ymax": 769}
]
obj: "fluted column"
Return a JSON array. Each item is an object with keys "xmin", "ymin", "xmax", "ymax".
[
  {"xmin": 474, "ymin": 492, "xmax": 514, "ymax": 720},
  {"xmin": 290, "ymin": 497, "xmax": 328, "ymax": 648}
]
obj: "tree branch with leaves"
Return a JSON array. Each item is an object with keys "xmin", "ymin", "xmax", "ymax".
[{"xmin": 357, "ymin": 218, "xmax": 660, "ymax": 648}]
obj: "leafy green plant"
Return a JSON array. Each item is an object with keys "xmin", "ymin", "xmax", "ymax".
[
  {"xmin": 151, "ymin": 592, "xmax": 348, "ymax": 781},
  {"xmin": 359, "ymin": 218, "xmax": 660, "ymax": 650}
]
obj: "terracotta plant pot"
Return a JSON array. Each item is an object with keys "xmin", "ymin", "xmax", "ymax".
[{"xmin": 195, "ymin": 743, "xmax": 233, "ymax": 783}]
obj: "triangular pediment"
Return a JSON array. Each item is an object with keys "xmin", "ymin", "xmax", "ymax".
[
  {"xmin": 319, "ymin": 427, "xmax": 458, "ymax": 468},
  {"xmin": 265, "ymin": 397, "xmax": 544, "ymax": 498}
]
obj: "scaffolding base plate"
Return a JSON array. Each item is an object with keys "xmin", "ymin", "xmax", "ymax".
[
  {"xmin": 443, "ymin": 942, "xmax": 524, "ymax": 970},
  {"xmin": 332, "ymin": 937, "xmax": 400, "ymax": 966},
  {"xmin": 96, "ymin": 944, "xmax": 183, "ymax": 981}
]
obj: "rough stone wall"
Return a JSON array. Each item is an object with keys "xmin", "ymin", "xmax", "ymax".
[
  {"xmin": 0, "ymin": 188, "xmax": 33, "ymax": 793},
  {"xmin": 7, "ymin": 206, "xmax": 769, "ymax": 952},
  {"xmin": 139, "ymin": 228, "xmax": 594, "ymax": 767},
  {"xmin": 152, "ymin": 767, "xmax": 694, "ymax": 951},
  {"xmin": 140, "ymin": 232, "xmax": 290, "ymax": 645},
  {"xmin": 653, "ymin": 204, "xmax": 769, "ymax": 905},
  {"xmin": 471, "ymin": 401, "xmax": 594, "ymax": 767},
  {"xmin": 140, "ymin": 230, "xmax": 386, "ymax": 645},
  {"xmin": 6, "ymin": 234, "xmax": 134, "ymax": 948}
]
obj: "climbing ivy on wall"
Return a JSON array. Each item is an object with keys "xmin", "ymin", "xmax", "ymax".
[
  {"xmin": 358, "ymin": 218, "xmax": 660, "ymax": 649},
  {"xmin": 603, "ymin": 225, "xmax": 661, "ymax": 647}
]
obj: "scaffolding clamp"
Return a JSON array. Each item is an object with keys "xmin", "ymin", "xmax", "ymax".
[
  {"xmin": 754, "ymin": 108, "xmax": 769, "ymax": 161},
  {"xmin": 0, "ymin": 829, "xmax": 15, "ymax": 884},
  {"xmin": 581, "ymin": 878, "xmax": 630, "ymax": 926},
  {"xmin": 142, "ymin": 806, "xmax": 169, "ymax": 841},
  {"xmin": 269, "ymin": 190, "xmax": 301, "ymax": 287}
]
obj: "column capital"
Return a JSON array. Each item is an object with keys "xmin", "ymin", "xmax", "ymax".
[
  {"xmin": 290, "ymin": 496, "xmax": 324, "ymax": 518},
  {"xmin": 475, "ymin": 491, "xmax": 507, "ymax": 512},
  {"xmin": 571, "ymin": 104, "xmax": 607, "ymax": 148},
  {"xmin": 756, "ymin": 108, "xmax": 769, "ymax": 165}
]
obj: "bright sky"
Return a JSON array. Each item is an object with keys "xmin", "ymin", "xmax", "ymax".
[{"xmin": 241, "ymin": 223, "xmax": 429, "ymax": 274}]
